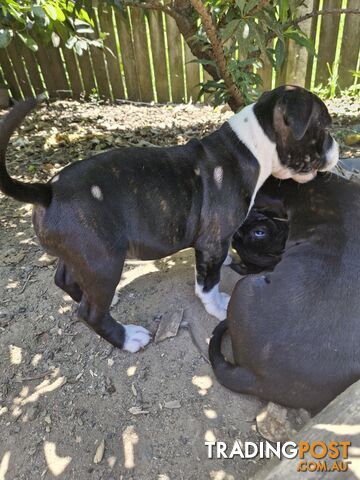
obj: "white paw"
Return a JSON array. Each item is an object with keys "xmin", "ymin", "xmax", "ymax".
[
  {"xmin": 123, "ymin": 325, "xmax": 151, "ymax": 353},
  {"xmin": 223, "ymin": 254, "xmax": 232, "ymax": 266},
  {"xmin": 195, "ymin": 282, "xmax": 229, "ymax": 321}
]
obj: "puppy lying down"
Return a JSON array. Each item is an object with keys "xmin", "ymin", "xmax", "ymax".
[{"xmin": 210, "ymin": 174, "xmax": 360, "ymax": 413}]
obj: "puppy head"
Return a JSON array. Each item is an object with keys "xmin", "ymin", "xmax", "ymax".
[
  {"xmin": 254, "ymin": 85, "xmax": 339, "ymax": 183},
  {"xmin": 232, "ymin": 209, "xmax": 288, "ymax": 272}
]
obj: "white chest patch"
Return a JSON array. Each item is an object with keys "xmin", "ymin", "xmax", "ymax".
[{"xmin": 227, "ymin": 104, "xmax": 280, "ymax": 212}]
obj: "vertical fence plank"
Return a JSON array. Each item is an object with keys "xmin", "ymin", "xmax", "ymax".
[
  {"xmin": 305, "ymin": 0, "xmax": 320, "ymax": 88},
  {"xmin": 258, "ymin": 53, "xmax": 273, "ymax": 91},
  {"xmin": 184, "ymin": 42, "xmax": 200, "ymax": 102},
  {"xmin": 7, "ymin": 39, "xmax": 33, "ymax": 97},
  {"xmin": 115, "ymin": 10, "xmax": 141, "ymax": 101},
  {"xmin": 0, "ymin": 49, "xmax": 22, "ymax": 99},
  {"xmin": 130, "ymin": 9, "xmax": 153, "ymax": 102},
  {"xmin": 46, "ymin": 47, "xmax": 71, "ymax": 98},
  {"xmin": 36, "ymin": 44, "xmax": 70, "ymax": 98},
  {"xmin": 89, "ymin": 9, "xmax": 112, "ymax": 99},
  {"xmin": 98, "ymin": 6, "xmax": 125, "ymax": 100},
  {"xmin": 278, "ymin": 1, "xmax": 316, "ymax": 87},
  {"xmin": 77, "ymin": 50, "xmax": 97, "ymax": 97},
  {"xmin": 148, "ymin": 11, "xmax": 169, "ymax": 103},
  {"xmin": 35, "ymin": 45, "xmax": 57, "ymax": 97},
  {"xmin": 202, "ymin": 69, "xmax": 212, "ymax": 104},
  {"xmin": 21, "ymin": 47, "xmax": 44, "ymax": 95},
  {"xmin": 62, "ymin": 48, "xmax": 83, "ymax": 98},
  {"xmin": 314, "ymin": 0, "xmax": 342, "ymax": 87},
  {"xmin": 338, "ymin": 0, "xmax": 360, "ymax": 89},
  {"xmin": 166, "ymin": 16, "xmax": 185, "ymax": 103}
]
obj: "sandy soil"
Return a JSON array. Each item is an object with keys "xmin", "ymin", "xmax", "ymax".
[{"xmin": 0, "ymin": 97, "xmax": 359, "ymax": 480}]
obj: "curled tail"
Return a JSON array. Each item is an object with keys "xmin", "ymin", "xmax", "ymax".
[
  {"xmin": 0, "ymin": 96, "xmax": 51, "ymax": 206},
  {"xmin": 208, "ymin": 320, "xmax": 257, "ymax": 394}
]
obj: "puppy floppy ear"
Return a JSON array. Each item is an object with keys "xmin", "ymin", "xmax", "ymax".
[{"xmin": 279, "ymin": 89, "xmax": 314, "ymax": 141}]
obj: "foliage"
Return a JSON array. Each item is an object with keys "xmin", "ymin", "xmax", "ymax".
[
  {"xmin": 193, "ymin": 0, "xmax": 314, "ymax": 105},
  {"xmin": 0, "ymin": 0, "xmax": 103, "ymax": 54}
]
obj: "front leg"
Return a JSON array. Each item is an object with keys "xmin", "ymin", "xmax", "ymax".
[{"xmin": 195, "ymin": 243, "xmax": 230, "ymax": 320}]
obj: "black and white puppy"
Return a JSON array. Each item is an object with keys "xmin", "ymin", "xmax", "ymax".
[
  {"xmin": 230, "ymin": 208, "xmax": 288, "ymax": 275},
  {"xmin": 209, "ymin": 174, "xmax": 360, "ymax": 412},
  {"xmin": 0, "ymin": 86, "xmax": 338, "ymax": 352}
]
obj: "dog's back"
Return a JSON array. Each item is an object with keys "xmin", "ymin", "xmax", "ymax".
[{"xmin": 210, "ymin": 174, "xmax": 360, "ymax": 412}]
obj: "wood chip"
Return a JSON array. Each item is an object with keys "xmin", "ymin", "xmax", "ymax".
[
  {"xmin": 131, "ymin": 384, "xmax": 137, "ymax": 397},
  {"xmin": 154, "ymin": 309, "xmax": 183, "ymax": 343},
  {"xmin": 93, "ymin": 438, "xmax": 105, "ymax": 464},
  {"xmin": 129, "ymin": 406, "xmax": 149, "ymax": 415},
  {"xmin": 164, "ymin": 400, "xmax": 181, "ymax": 409}
]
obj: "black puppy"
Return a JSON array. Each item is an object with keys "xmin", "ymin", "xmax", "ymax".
[
  {"xmin": 230, "ymin": 208, "xmax": 288, "ymax": 274},
  {"xmin": 0, "ymin": 86, "xmax": 338, "ymax": 352},
  {"xmin": 209, "ymin": 174, "xmax": 360, "ymax": 412}
]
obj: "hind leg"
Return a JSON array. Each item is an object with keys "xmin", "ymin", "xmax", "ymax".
[
  {"xmin": 55, "ymin": 260, "xmax": 83, "ymax": 302},
  {"xmin": 75, "ymin": 252, "xmax": 151, "ymax": 352}
]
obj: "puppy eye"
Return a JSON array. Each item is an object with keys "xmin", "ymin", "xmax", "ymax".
[{"xmin": 253, "ymin": 229, "xmax": 267, "ymax": 239}]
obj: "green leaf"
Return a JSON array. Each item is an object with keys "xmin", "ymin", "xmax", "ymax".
[
  {"xmin": 53, "ymin": 4, "xmax": 66, "ymax": 22},
  {"xmin": 17, "ymin": 32, "xmax": 38, "ymax": 52},
  {"xmin": 190, "ymin": 58, "xmax": 217, "ymax": 67},
  {"xmin": 51, "ymin": 31, "xmax": 60, "ymax": 47},
  {"xmin": 43, "ymin": 3, "xmax": 58, "ymax": 21},
  {"xmin": 0, "ymin": 29, "xmax": 12, "ymax": 49},
  {"xmin": 275, "ymin": 38, "xmax": 285, "ymax": 69},
  {"xmin": 284, "ymin": 28, "xmax": 315, "ymax": 54},
  {"xmin": 221, "ymin": 19, "xmax": 241, "ymax": 42},
  {"xmin": 244, "ymin": 0, "xmax": 259, "ymax": 15},
  {"xmin": 279, "ymin": 0, "xmax": 289, "ymax": 22},
  {"xmin": 75, "ymin": 38, "xmax": 88, "ymax": 55},
  {"xmin": 235, "ymin": 0, "xmax": 246, "ymax": 15}
]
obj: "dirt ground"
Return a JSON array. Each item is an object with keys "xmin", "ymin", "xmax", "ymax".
[{"xmin": 0, "ymin": 97, "xmax": 359, "ymax": 480}]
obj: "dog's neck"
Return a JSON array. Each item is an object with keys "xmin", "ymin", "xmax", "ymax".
[{"xmin": 228, "ymin": 104, "xmax": 281, "ymax": 209}]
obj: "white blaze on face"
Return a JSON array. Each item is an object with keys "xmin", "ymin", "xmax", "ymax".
[
  {"xmin": 322, "ymin": 138, "xmax": 339, "ymax": 171},
  {"xmin": 91, "ymin": 185, "xmax": 103, "ymax": 201}
]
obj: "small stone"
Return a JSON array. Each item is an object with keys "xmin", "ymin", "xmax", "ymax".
[
  {"xmin": 44, "ymin": 414, "xmax": 51, "ymax": 424},
  {"xmin": 155, "ymin": 309, "xmax": 183, "ymax": 343},
  {"xmin": 164, "ymin": 400, "xmax": 181, "ymax": 410},
  {"xmin": 27, "ymin": 404, "xmax": 40, "ymax": 421},
  {"xmin": 35, "ymin": 253, "xmax": 57, "ymax": 267},
  {"xmin": 129, "ymin": 406, "xmax": 149, "ymax": 415},
  {"xmin": 256, "ymin": 402, "xmax": 297, "ymax": 443}
]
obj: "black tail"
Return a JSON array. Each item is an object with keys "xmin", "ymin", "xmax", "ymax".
[
  {"xmin": 0, "ymin": 97, "xmax": 51, "ymax": 207},
  {"xmin": 208, "ymin": 321, "xmax": 257, "ymax": 394}
]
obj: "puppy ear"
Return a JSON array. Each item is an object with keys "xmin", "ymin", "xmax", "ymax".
[{"xmin": 280, "ymin": 89, "xmax": 314, "ymax": 140}]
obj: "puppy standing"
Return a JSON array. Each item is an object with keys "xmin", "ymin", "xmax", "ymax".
[
  {"xmin": 0, "ymin": 87, "xmax": 338, "ymax": 352},
  {"xmin": 210, "ymin": 174, "xmax": 360, "ymax": 412}
]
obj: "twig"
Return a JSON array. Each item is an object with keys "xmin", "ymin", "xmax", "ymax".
[
  {"xmin": 181, "ymin": 321, "xmax": 210, "ymax": 364},
  {"xmin": 14, "ymin": 373, "xmax": 49, "ymax": 383},
  {"xmin": 190, "ymin": 0, "xmax": 244, "ymax": 110},
  {"xmin": 20, "ymin": 270, "xmax": 34, "ymax": 294},
  {"xmin": 267, "ymin": 8, "xmax": 360, "ymax": 42}
]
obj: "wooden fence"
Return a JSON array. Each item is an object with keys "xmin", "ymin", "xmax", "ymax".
[{"xmin": 0, "ymin": 1, "xmax": 359, "ymax": 104}]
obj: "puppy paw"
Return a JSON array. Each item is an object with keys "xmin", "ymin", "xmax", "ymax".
[{"xmin": 123, "ymin": 325, "xmax": 151, "ymax": 353}]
